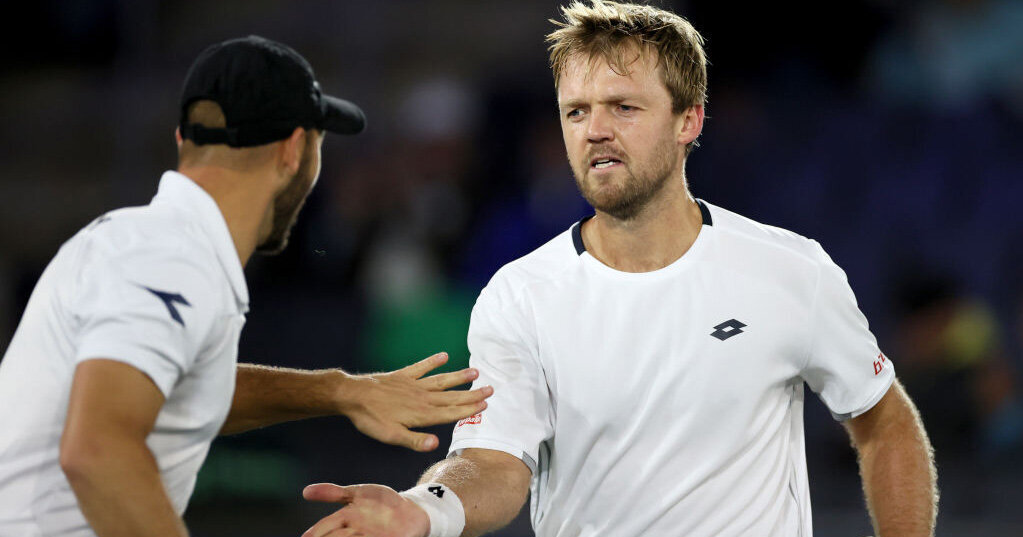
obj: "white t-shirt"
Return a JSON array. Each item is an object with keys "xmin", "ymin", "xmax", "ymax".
[
  {"xmin": 0, "ymin": 171, "xmax": 248, "ymax": 536},
  {"xmin": 450, "ymin": 200, "xmax": 894, "ymax": 537}
]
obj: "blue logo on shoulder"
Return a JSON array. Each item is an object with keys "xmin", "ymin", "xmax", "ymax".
[{"xmin": 143, "ymin": 287, "xmax": 191, "ymax": 326}]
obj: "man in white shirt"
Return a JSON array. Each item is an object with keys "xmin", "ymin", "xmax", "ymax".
[
  {"xmin": 301, "ymin": 2, "xmax": 938, "ymax": 537},
  {"xmin": 0, "ymin": 35, "xmax": 492, "ymax": 537}
]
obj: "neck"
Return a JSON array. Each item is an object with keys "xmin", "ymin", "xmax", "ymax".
[
  {"xmin": 581, "ymin": 180, "xmax": 703, "ymax": 273},
  {"xmin": 176, "ymin": 165, "xmax": 276, "ymax": 267}
]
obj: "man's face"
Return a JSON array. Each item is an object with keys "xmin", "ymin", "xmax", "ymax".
[
  {"xmin": 558, "ymin": 48, "xmax": 687, "ymax": 220},
  {"xmin": 257, "ymin": 131, "xmax": 324, "ymax": 255}
]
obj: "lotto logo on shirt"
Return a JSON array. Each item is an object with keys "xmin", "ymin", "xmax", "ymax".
[
  {"xmin": 456, "ymin": 413, "xmax": 482, "ymax": 428},
  {"xmin": 873, "ymin": 352, "xmax": 888, "ymax": 375}
]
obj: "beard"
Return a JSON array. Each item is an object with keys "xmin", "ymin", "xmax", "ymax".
[
  {"xmin": 256, "ymin": 141, "xmax": 317, "ymax": 255},
  {"xmin": 572, "ymin": 136, "xmax": 680, "ymax": 221}
]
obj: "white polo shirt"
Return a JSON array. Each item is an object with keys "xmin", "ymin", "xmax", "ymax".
[
  {"xmin": 0, "ymin": 171, "xmax": 248, "ymax": 536},
  {"xmin": 450, "ymin": 200, "xmax": 894, "ymax": 537}
]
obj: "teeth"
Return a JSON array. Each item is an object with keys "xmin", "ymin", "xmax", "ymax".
[{"xmin": 593, "ymin": 159, "xmax": 616, "ymax": 169}]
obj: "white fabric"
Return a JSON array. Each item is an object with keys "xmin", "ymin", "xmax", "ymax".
[
  {"xmin": 399, "ymin": 483, "xmax": 466, "ymax": 537},
  {"xmin": 0, "ymin": 171, "xmax": 248, "ymax": 536},
  {"xmin": 449, "ymin": 200, "xmax": 894, "ymax": 537}
]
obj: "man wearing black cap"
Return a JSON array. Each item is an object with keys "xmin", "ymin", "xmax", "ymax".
[{"xmin": 0, "ymin": 36, "xmax": 492, "ymax": 537}]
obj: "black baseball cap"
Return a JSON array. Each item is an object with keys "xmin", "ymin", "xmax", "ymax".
[{"xmin": 179, "ymin": 35, "xmax": 365, "ymax": 147}]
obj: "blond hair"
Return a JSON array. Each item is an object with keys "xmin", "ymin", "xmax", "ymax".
[{"xmin": 547, "ymin": 1, "xmax": 708, "ymax": 151}]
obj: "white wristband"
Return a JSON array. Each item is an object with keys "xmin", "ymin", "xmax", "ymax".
[{"xmin": 399, "ymin": 483, "xmax": 466, "ymax": 537}]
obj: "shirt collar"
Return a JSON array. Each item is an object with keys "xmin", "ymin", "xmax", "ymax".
[{"xmin": 152, "ymin": 171, "xmax": 250, "ymax": 312}]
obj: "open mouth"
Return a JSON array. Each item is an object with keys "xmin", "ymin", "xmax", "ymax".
[{"xmin": 590, "ymin": 157, "xmax": 622, "ymax": 169}]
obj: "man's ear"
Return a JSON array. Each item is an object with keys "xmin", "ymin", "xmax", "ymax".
[
  {"xmin": 174, "ymin": 127, "xmax": 183, "ymax": 149},
  {"xmin": 278, "ymin": 127, "xmax": 307, "ymax": 177},
  {"xmin": 677, "ymin": 104, "xmax": 704, "ymax": 147}
]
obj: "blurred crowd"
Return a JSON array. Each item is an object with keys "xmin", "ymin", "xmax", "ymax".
[{"xmin": 1, "ymin": 0, "xmax": 1021, "ymax": 535}]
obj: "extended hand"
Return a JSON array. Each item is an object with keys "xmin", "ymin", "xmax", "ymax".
[
  {"xmin": 340, "ymin": 352, "xmax": 492, "ymax": 452},
  {"xmin": 302, "ymin": 483, "xmax": 430, "ymax": 537}
]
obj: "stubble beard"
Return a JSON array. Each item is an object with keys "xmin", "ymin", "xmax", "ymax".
[
  {"xmin": 572, "ymin": 138, "xmax": 679, "ymax": 221},
  {"xmin": 256, "ymin": 148, "xmax": 315, "ymax": 256}
]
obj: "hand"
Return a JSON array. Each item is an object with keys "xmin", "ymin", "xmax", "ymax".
[
  {"xmin": 339, "ymin": 352, "xmax": 493, "ymax": 452},
  {"xmin": 302, "ymin": 483, "xmax": 430, "ymax": 537}
]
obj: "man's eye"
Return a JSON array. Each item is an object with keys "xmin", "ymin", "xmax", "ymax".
[
  {"xmin": 619, "ymin": 104, "xmax": 635, "ymax": 112},
  {"xmin": 567, "ymin": 109, "xmax": 582, "ymax": 118}
]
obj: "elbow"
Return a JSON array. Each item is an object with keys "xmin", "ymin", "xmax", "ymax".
[
  {"xmin": 59, "ymin": 439, "xmax": 88, "ymax": 484},
  {"xmin": 59, "ymin": 433, "xmax": 106, "ymax": 486}
]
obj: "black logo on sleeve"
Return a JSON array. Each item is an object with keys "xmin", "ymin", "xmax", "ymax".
[
  {"xmin": 428, "ymin": 485, "xmax": 445, "ymax": 498},
  {"xmin": 143, "ymin": 287, "xmax": 191, "ymax": 327},
  {"xmin": 710, "ymin": 319, "xmax": 746, "ymax": 341}
]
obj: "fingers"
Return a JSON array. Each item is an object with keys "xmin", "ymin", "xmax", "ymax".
[
  {"xmin": 421, "ymin": 400, "xmax": 489, "ymax": 426},
  {"xmin": 429, "ymin": 385, "xmax": 493, "ymax": 406},
  {"xmin": 303, "ymin": 483, "xmax": 360, "ymax": 504},
  {"xmin": 399, "ymin": 352, "xmax": 448, "ymax": 379},
  {"xmin": 420, "ymin": 367, "xmax": 480, "ymax": 391},
  {"xmin": 302, "ymin": 510, "xmax": 350, "ymax": 537}
]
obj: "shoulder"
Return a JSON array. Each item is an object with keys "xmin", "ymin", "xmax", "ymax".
[
  {"xmin": 85, "ymin": 204, "xmax": 212, "ymax": 262},
  {"xmin": 703, "ymin": 201, "xmax": 831, "ymax": 271},
  {"xmin": 87, "ymin": 204, "xmax": 200, "ymax": 250},
  {"xmin": 70, "ymin": 205, "xmax": 222, "ymax": 298},
  {"xmin": 481, "ymin": 225, "xmax": 580, "ymax": 304},
  {"xmin": 705, "ymin": 201, "xmax": 822, "ymax": 261}
]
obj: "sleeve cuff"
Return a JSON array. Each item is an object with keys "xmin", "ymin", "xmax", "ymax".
[
  {"xmin": 448, "ymin": 438, "xmax": 537, "ymax": 474},
  {"xmin": 830, "ymin": 372, "xmax": 895, "ymax": 422},
  {"xmin": 75, "ymin": 344, "xmax": 182, "ymax": 397}
]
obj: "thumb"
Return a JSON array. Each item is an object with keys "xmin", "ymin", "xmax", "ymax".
[
  {"xmin": 303, "ymin": 483, "xmax": 360, "ymax": 504},
  {"xmin": 395, "ymin": 430, "xmax": 440, "ymax": 452}
]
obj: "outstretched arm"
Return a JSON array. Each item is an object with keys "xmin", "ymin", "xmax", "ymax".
[
  {"xmin": 844, "ymin": 379, "xmax": 937, "ymax": 537},
  {"xmin": 222, "ymin": 353, "xmax": 493, "ymax": 452},
  {"xmin": 302, "ymin": 448, "xmax": 531, "ymax": 537}
]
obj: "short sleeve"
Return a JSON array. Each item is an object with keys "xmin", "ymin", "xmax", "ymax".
[
  {"xmin": 70, "ymin": 243, "xmax": 218, "ymax": 397},
  {"xmin": 448, "ymin": 274, "xmax": 554, "ymax": 472},
  {"xmin": 800, "ymin": 242, "xmax": 894, "ymax": 420}
]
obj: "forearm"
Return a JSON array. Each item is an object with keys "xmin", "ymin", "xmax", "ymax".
[
  {"xmin": 222, "ymin": 363, "xmax": 346, "ymax": 435},
  {"xmin": 854, "ymin": 386, "xmax": 938, "ymax": 537},
  {"xmin": 419, "ymin": 450, "xmax": 531, "ymax": 537},
  {"xmin": 61, "ymin": 437, "xmax": 186, "ymax": 537}
]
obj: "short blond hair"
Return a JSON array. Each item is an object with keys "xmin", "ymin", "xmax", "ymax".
[{"xmin": 547, "ymin": 1, "xmax": 708, "ymax": 149}]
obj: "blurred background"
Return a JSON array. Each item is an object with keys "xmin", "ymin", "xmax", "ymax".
[{"xmin": 1, "ymin": 0, "xmax": 1022, "ymax": 535}]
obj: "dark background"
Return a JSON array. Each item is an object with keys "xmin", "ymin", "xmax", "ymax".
[{"xmin": 1, "ymin": 0, "xmax": 1022, "ymax": 535}]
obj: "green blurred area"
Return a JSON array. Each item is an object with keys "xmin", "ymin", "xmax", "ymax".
[
  {"xmin": 363, "ymin": 284, "xmax": 476, "ymax": 375},
  {"xmin": 192, "ymin": 447, "xmax": 305, "ymax": 502}
]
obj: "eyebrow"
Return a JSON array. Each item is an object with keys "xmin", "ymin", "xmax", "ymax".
[
  {"xmin": 558, "ymin": 95, "xmax": 637, "ymax": 110},
  {"xmin": 558, "ymin": 99, "xmax": 586, "ymax": 111}
]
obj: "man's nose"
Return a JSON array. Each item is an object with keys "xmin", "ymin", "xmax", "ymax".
[{"xmin": 586, "ymin": 108, "xmax": 614, "ymax": 143}]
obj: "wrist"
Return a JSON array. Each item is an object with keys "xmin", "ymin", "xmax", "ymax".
[
  {"xmin": 400, "ymin": 483, "xmax": 466, "ymax": 537},
  {"xmin": 329, "ymin": 369, "xmax": 360, "ymax": 416}
]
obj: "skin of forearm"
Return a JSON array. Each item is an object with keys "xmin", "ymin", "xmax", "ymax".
[
  {"xmin": 61, "ymin": 435, "xmax": 187, "ymax": 537},
  {"xmin": 855, "ymin": 388, "xmax": 938, "ymax": 537},
  {"xmin": 221, "ymin": 364, "xmax": 345, "ymax": 435},
  {"xmin": 419, "ymin": 451, "xmax": 531, "ymax": 537}
]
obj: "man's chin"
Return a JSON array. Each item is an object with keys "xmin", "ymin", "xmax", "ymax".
[
  {"xmin": 584, "ymin": 185, "xmax": 648, "ymax": 220},
  {"xmin": 585, "ymin": 187, "xmax": 627, "ymax": 211}
]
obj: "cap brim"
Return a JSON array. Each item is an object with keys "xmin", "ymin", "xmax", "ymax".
[{"xmin": 321, "ymin": 94, "xmax": 366, "ymax": 135}]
